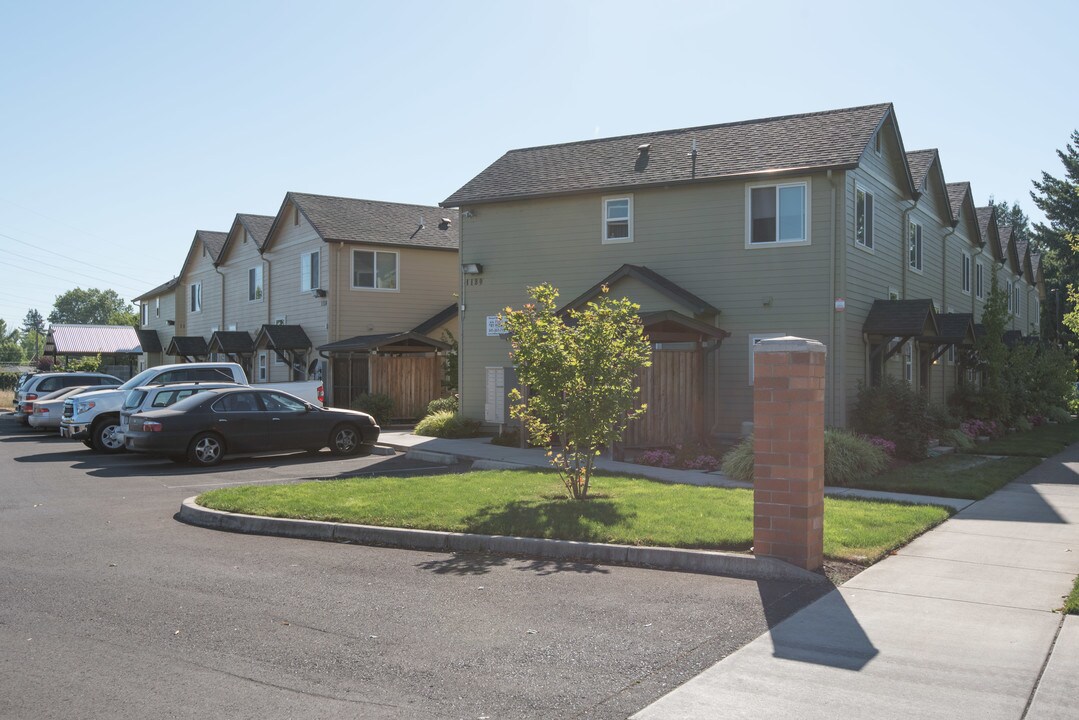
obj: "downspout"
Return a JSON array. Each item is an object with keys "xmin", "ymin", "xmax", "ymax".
[
  {"xmin": 214, "ymin": 264, "xmax": 225, "ymax": 331},
  {"xmin": 827, "ymin": 169, "xmax": 839, "ymax": 426},
  {"xmin": 941, "ymin": 226, "xmax": 956, "ymax": 393}
]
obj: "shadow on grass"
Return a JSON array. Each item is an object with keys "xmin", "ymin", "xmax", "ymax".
[{"xmin": 460, "ymin": 496, "xmax": 633, "ymax": 543}]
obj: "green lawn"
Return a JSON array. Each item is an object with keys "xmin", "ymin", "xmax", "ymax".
[
  {"xmin": 962, "ymin": 422, "xmax": 1079, "ymax": 458},
  {"xmin": 844, "ymin": 454, "xmax": 1041, "ymax": 500},
  {"xmin": 1065, "ymin": 576, "xmax": 1079, "ymax": 615},
  {"xmin": 198, "ymin": 470, "xmax": 951, "ymax": 565}
]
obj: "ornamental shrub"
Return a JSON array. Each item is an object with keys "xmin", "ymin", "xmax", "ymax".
[
  {"xmin": 720, "ymin": 430, "xmax": 887, "ymax": 486},
  {"xmin": 850, "ymin": 376, "xmax": 931, "ymax": 460},
  {"xmin": 414, "ymin": 410, "xmax": 481, "ymax": 438},
  {"xmin": 351, "ymin": 393, "xmax": 394, "ymax": 426},
  {"xmin": 426, "ymin": 395, "xmax": 459, "ymax": 416},
  {"xmin": 1048, "ymin": 406, "xmax": 1072, "ymax": 423},
  {"xmin": 0, "ymin": 372, "xmax": 18, "ymax": 391},
  {"xmin": 637, "ymin": 449, "xmax": 676, "ymax": 468}
]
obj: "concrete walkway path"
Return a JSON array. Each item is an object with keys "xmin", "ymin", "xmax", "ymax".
[
  {"xmin": 629, "ymin": 442, "xmax": 1079, "ymax": 720},
  {"xmin": 378, "ymin": 430, "xmax": 974, "ymax": 511}
]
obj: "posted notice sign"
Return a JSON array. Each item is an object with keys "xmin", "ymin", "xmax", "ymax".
[{"xmin": 486, "ymin": 316, "xmax": 506, "ymax": 336}]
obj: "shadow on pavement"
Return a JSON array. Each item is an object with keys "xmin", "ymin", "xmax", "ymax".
[{"xmin": 416, "ymin": 552, "xmax": 610, "ymax": 577}]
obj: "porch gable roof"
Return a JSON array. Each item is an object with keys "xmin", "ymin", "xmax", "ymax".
[
  {"xmin": 863, "ymin": 299, "xmax": 940, "ymax": 338},
  {"xmin": 560, "ymin": 264, "xmax": 719, "ymax": 318}
]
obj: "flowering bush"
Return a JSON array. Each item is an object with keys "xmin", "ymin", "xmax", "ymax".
[
  {"xmin": 1029, "ymin": 415, "xmax": 1047, "ymax": 427},
  {"xmin": 864, "ymin": 435, "xmax": 896, "ymax": 457},
  {"xmin": 681, "ymin": 454, "xmax": 721, "ymax": 471},
  {"xmin": 636, "ymin": 449, "xmax": 675, "ymax": 467},
  {"xmin": 960, "ymin": 419, "xmax": 1002, "ymax": 439}
]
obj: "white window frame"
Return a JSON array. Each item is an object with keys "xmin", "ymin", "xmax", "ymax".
[
  {"xmin": 903, "ymin": 341, "xmax": 913, "ymax": 384},
  {"xmin": 908, "ymin": 221, "xmax": 922, "ymax": 272},
  {"xmin": 976, "ymin": 262, "xmax": 985, "ymax": 299},
  {"xmin": 351, "ymin": 249, "xmax": 399, "ymax": 292},
  {"xmin": 874, "ymin": 132, "xmax": 883, "ymax": 156},
  {"xmin": 257, "ymin": 351, "xmax": 268, "ymax": 382},
  {"xmin": 961, "ymin": 252, "xmax": 971, "ymax": 295},
  {"xmin": 748, "ymin": 333, "xmax": 786, "ymax": 386},
  {"xmin": 190, "ymin": 282, "xmax": 202, "ymax": 313},
  {"xmin": 140, "ymin": 303, "xmax": 148, "ymax": 326},
  {"xmin": 855, "ymin": 185, "xmax": 874, "ymax": 250},
  {"xmin": 1013, "ymin": 282, "xmax": 1021, "ymax": 318},
  {"xmin": 888, "ymin": 287, "xmax": 900, "ymax": 301},
  {"xmin": 273, "ymin": 316, "xmax": 286, "ymax": 365},
  {"xmin": 745, "ymin": 179, "xmax": 811, "ymax": 248},
  {"xmin": 601, "ymin": 195, "xmax": 633, "ymax": 244},
  {"xmin": 248, "ymin": 265, "xmax": 263, "ymax": 302},
  {"xmin": 1006, "ymin": 280, "xmax": 1013, "ymax": 313},
  {"xmin": 301, "ymin": 250, "xmax": 321, "ymax": 292},
  {"xmin": 154, "ymin": 298, "xmax": 160, "ymax": 318}
]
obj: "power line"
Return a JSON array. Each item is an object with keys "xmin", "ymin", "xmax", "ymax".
[
  {"xmin": 1, "ymin": 256, "xmax": 145, "ymax": 296},
  {"xmin": 0, "ymin": 230, "xmax": 153, "ymax": 286}
]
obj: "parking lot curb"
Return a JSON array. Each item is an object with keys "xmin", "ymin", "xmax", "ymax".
[{"xmin": 178, "ymin": 496, "xmax": 826, "ymax": 584}]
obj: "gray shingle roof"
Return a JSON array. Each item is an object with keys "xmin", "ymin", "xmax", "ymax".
[
  {"xmin": 317, "ymin": 331, "xmax": 451, "ymax": 354},
  {"xmin": 906, "ymin": 149, "xmax": 937, "ymax": 191},
  {"xmin": 411, "ymin": 304, "xmax": 458, "ymax": 335},
  {"xmin": 133, "ymin": 277, "xmax": 179, "ymax": 302},
  {"xmin": 135, "ymin": 329, "xmax": 163, "ymax": 354},
  {"xmin": 976, "ymin": 207, "xmax": 1003, "ymax": 262},
  {"xmin": 946, "ymin": 182, "xmax": 970, "ymax": 222},
  {"xmin": 208, "ymin": 331, "xmax": 254, "ymax": 354},
  {"xmin": 196, "ymin": 230, "xmax": 228, "ymax": 262},
  {"xmin": 930, "ymin": 313, "xmax": 976, "ymax": 344},
  {"xmin": 238, "ymin": 214, "xmax": 274, "ymax": 249},
  {"xmin": 863, "ymin": 300, "xmax": 939, "ymax": 337},
  {"xmin": 255, "ymin": 324, "xmax": 312, "ymax": 351},
  {"xmin": 443, "ymin": 103, "xmax": 895, "ymax": 206},
  {"xmin": 167, "ymin": 336, "xmax": 210, "ymax": 358},
  {"xmin": 560, "ymin": 264, "xmax": 719, "ymax": 317},
  {"xmin": 284, "ymin": 193, "xmax": 458, "ymax": 251}
]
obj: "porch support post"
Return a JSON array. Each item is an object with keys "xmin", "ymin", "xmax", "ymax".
[{"xmin": 752, "ymin": 336, "xmax": 826, "ymax": 571}]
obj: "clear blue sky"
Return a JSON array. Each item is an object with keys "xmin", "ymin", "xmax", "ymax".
[{"xmin": 1, "ymin": 0, "xmax": 1076, "ymax": 333}]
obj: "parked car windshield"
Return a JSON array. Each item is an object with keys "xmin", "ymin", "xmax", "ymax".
[{"xmin": 123, "ymin": 390, "xmax": 148, "ymax": 409}]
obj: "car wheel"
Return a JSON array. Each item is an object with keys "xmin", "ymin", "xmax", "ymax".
[
  {"xmin": 92, "ymin": 417, "xmax": 125, "ymax": 454},
  {"xmin": 82, "ymin": 440, "xmax": 94, "ymax": 449},
  {"xmin": 329, "ymin": 424, "xmax": 362, "ymax": 455},
  {"xmin": 188, "ymin": 432, "xmax": 225, "ymax": 467}
]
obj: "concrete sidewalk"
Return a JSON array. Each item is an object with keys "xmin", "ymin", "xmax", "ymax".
[
  {"xmin": 379, "ymin": 430, "xmax": 974, "ymax": 511},
  {"xmin": 629, "ymin": 442, "xmax": 1079, "ymax": 720}
]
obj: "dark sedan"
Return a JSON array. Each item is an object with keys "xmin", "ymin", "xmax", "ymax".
[{"xmin": 124, "ymin": 387, "xmax": 380, "ymax": 466}]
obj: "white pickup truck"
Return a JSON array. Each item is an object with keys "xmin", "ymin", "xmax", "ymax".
[{"xmin": 59, "ymin": 362, "xmax": 324, "ymax": 452}]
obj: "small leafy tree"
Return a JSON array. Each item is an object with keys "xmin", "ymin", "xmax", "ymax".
[
  {"xmin": 502, "ymin": 284, "xmax": 652, "ymax": 500},
  {"xmin": 975, "ymin": 266, "xmax": 1012, "ymax": 422},
  {"xmin": 440, "ymin": 329, "xmax": 458, "ymax": 391}
]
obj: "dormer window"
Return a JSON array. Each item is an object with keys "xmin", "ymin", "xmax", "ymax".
[{"xmin": 874, "ymin": 132, "xmax": 882, "ymax": 156}]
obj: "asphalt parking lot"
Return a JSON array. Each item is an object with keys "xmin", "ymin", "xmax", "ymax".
[{"xmin": 0, "ymin": 413, "xmax": 833, "ymax": 719}]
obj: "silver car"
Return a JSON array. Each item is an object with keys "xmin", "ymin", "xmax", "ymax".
[
  {"xmin": 14, "ymin": 372, "xmax": 122, "ymax": 425},
  {"xmin": 28, "ymin": 385, "xmax": 120, "ymax": 430}
]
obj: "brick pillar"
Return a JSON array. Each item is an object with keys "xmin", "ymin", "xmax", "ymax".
[{"xmin": 752, "ymin": 336, "xmax": 826, "ymax": 571}]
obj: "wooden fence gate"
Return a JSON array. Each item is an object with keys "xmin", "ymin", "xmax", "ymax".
[
  {"xmin": 370, "ymin": 355, "xmax": 442, "ymax": 420},
  {"xmin": 624, "ymin": 349, "xmax": 702, "ymax": 448}
]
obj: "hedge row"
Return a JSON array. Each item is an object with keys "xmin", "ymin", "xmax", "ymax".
[{"xmin": 0, "ymin": 372, "xmax": 19, "ymax": 391}]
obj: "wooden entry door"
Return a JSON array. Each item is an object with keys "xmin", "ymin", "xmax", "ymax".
[{"xmin": 625, "ymin": 349, "xmax": 701, "ymax": 447}]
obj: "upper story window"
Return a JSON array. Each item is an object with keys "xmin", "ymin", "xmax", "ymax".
[
  {"xmin": 141, "ymin": 303, "xmax": 148, "ymax": 326},
  {"xmin": 961, "ymin": 253, "xmax": 971, "ymax": 294},
  {"xmin": 190, "ymin": 282, "xmax": 202, "ymax": 313},
  {"xmin": 293, "ymin": 205, "xmax": 300, "ymax": 226},
  {"xmin": 352, "ymin": 249, "xmax": 398, "ymax": 291},
  {"xmin": 976, "ymin": 262, "xmax": 984, "ymax": 299},
  {"xmin": 248, "ymin": 266, "xmax": 263, "ymax": 301},
  {"xmin": 1006, "ymin": 280, "xmax": 1014, "ymax": 313},
  {"xmin": 874, "ymin": 132, "xmax": 883, "ymax": 156},
  {"xmin": 908, "ymin": 221, "xmax": 922, "ymax": 272},
  {"xmin": 154, "ymin": 298, "xmax": 160, "ymax": 317},
  {"xmin": 747, "ymin": 180, "xmax": 809, "ymax": 246},
  {"xmin": 855, "ymin": 186, "xmax": 874, "ymax": 249},
  {"xmin": 1013, "ymin": 282, "xmax": 1021, "ymax": 317},
  {"xmin": 602, "ymin": 196, "xmax": 633, "ymax": 243},
  {"xmin": 301, "ymin": 250, "xmax": 320, "ymax": 291}
]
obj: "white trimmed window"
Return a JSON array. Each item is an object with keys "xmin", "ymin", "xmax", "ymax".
[
  {"xmin": 352, "ymin": 249, "xmax": 398, "ymax": 290},
  {"xmin": 976, "ymin": 263, "xmax": 984, "ymax": 299},
  {"xmin": 855, "ymin": 186, "xmax": 874, "ymax": 249},
  {"xmin": 1013, "ymin": 282, "xmax": 1021, "ymax": 317},
  {"xmin": 190, "ymin": 282, "xmax": 202, "ymax": 313},
  {"xmin": 141, "ymin": 303, "xmax": 148, "ymax": 326},
  {"xmin": 257, "ymin": 351, "xmax": 267, "ymax": 382},
  {"xmin": 301, "ymin": 250, "xmax": 320, "ymax": 291},
  {"xmin": 748, "ymin": 333, "xmax": 785, "ymax": 385},
  {"xmin": 961, "ymin": 253, "xmax": 971, "ymax": 294},
  {"xmin": 903, "ymin": 341, "xmax": 913, "ymax": 383},
  {"xmin": 874, "ymin": 132, "xmax": 883, "ymax": 156},
  {"xmin": 1034, "ymin": 296, "xmax": 1040, "ymax": 331},
  {"xmin": 746, "ymin": 180, "xmax": 809, "ymax": 246},
  {"xmin": 602, "ymin": 196, "xmax": 633, "ymax": 243},
  {"xmin": 888, "ymin": 287, "xmax": 900, "ymax": 301},
  {"xmin": 273, "ymin": 316, "xmax": 286, "ymax": 365},
  {"xmin": 154, "ymin": 298, "xmax": 160, "ymax": 317},
  {"xmin": 1006, "ymin": 280, "xmax": 1013, "ymax": 313},
  {"xmin": 248, "ymin": 265, "xmax": 263, "ymax": 301},
  {"xmin": 908, "ymin": 221, "xmax": 922, "ymax": 271}
]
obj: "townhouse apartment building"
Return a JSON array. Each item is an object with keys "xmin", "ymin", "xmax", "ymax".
[
  {"xmin": 442, "ymin": 103, "xmax": 1044, "ymax": 442},
  {"xmin": 135, "ymin": 193, "xmax": 460, "ymax": 417}
]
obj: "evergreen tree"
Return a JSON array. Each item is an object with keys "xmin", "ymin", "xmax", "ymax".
[
  {"xmin": 1031, "ymin": 129, "xmax": 1079, "ymax": 346},
  {"xmin": 0, "ymin": 319, "xmax": 25, "ymax": 363},
  {"xmin": 21, "ymin": 308, "xmax": 45, "ymax": 360}
]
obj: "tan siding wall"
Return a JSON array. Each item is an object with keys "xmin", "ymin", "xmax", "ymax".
[
  {"xmin": 333, "ymin": 245, "xmax": 459, "ymax": 339},
  {"xmin": 180, "ymin": 242, "xmax": 222, "ymax": 341},
  {"xmin": 263, "ymin": 213, "xmax": 326, "ymax": 383},
  {"xmin": 139, "ymin": 288, "xmax": 179, "ymax": 366},
  {"xmin": 459, "ymin": 175, "xmax": 836, "ymax": 435},
  {"xmin": 221, "ymin": 229, "xmax": 270, "ymax": 334}
]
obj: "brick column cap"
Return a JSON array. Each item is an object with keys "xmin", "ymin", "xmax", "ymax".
[{"xmin": 753, "ymin": 336, "xmax": 827, "ymax": 355}]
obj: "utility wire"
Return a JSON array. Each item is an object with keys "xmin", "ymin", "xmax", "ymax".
[
  {"xmin": 1, "ymin": 256, "xmax": 145, "ymax": 296},
  {"xmin": 0, "ymin": 230, "xmax": 152, "ymax": 286}
]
